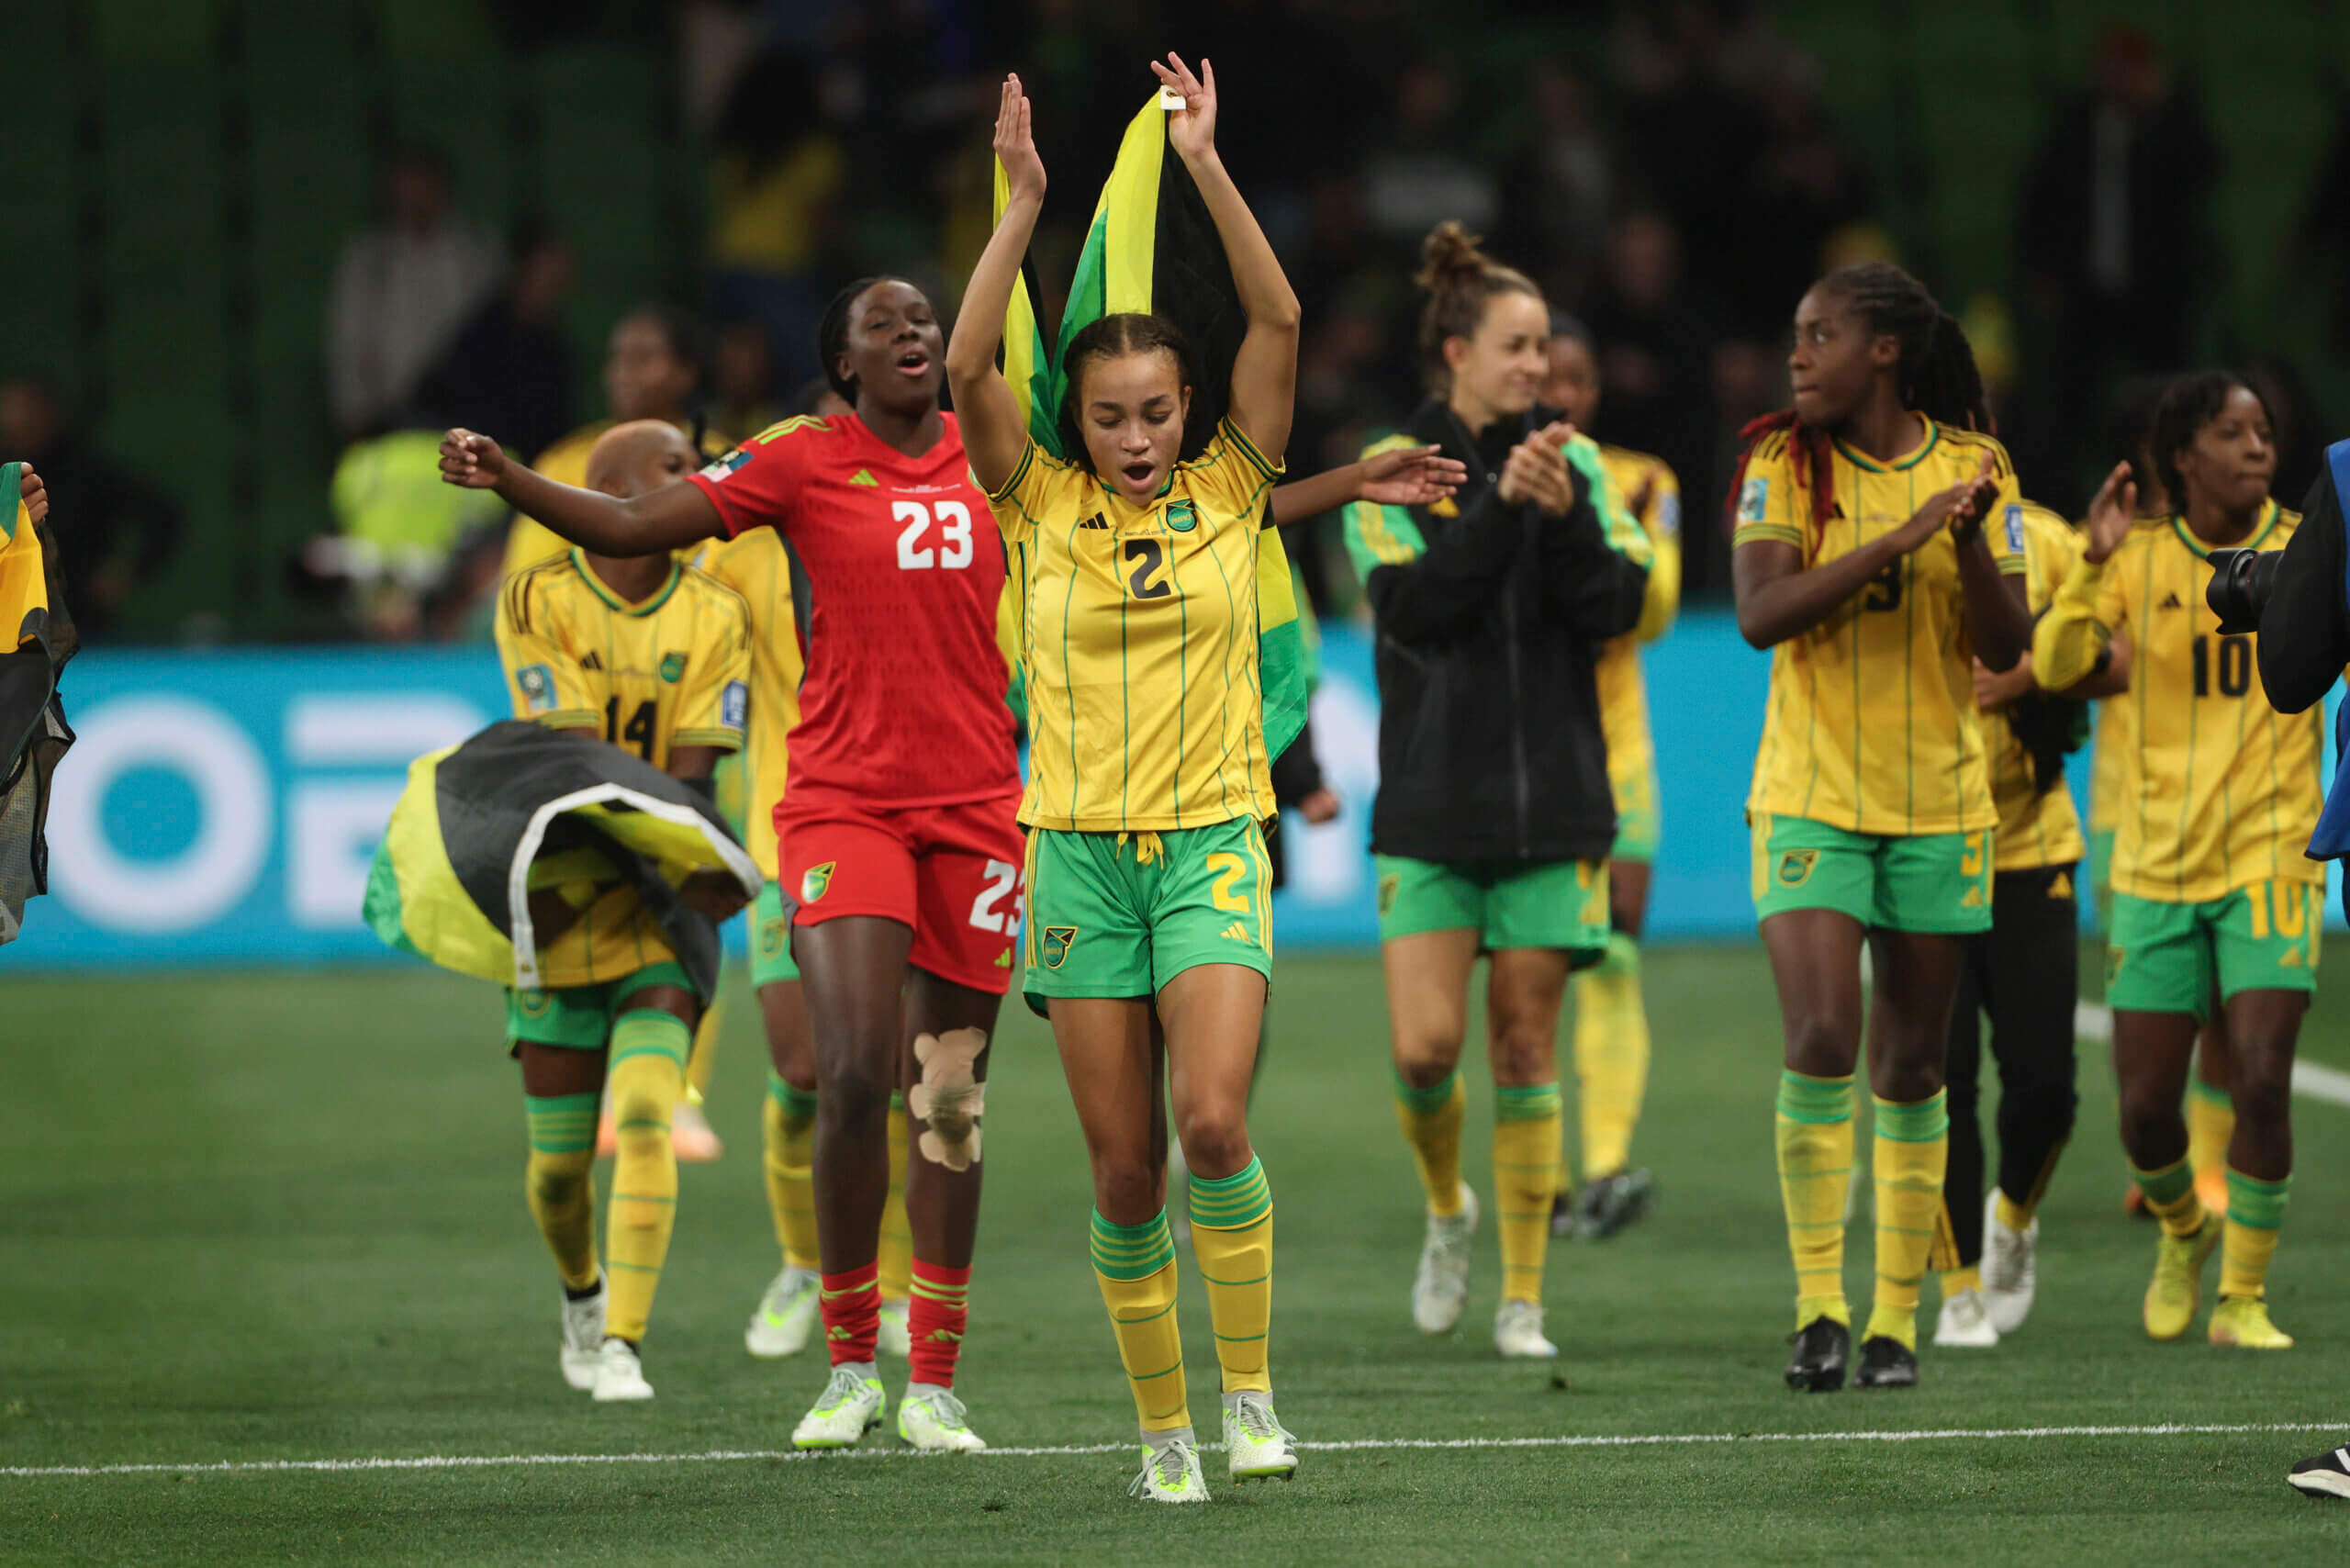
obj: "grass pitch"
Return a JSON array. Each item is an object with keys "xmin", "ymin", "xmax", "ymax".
[{"xmin": 7, "ymin": 946, "xmax": 2350, "ymax": 1564}]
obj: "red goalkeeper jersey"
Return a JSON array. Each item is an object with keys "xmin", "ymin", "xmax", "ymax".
[{"xmin": 688, "ymin": 411, "xmax": 1020, "ymax": 809}]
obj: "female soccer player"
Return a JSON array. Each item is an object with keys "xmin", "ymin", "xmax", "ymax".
[
  {"xmin": 493, "ymin": 420, "xmax": 752, "ymax": 1403},
  {"xmin": 1342, "ymin": 227, "xmax": 1652, "ymax": 1362},
  {"xmin": 1931, "ymin": 499, "xmax": 2123, "ymax": 1347},
  {"xmin": 1729, "ymin": 261, "xmax": 2030, "ymax": 1392},
  {"xmin": 2036, "ymin": 372, "xmax": 2320, "ymax": 1350},
  {"xmin": 1539, "ymin": 311, "xmax": 1677, "ymax": 1241},
  {"xmin": 949, "ymin": 60, "xmax": 1303, "ymax": 1503},
  {"xmin": 444, "ymin": 274, "xmax": 1023, "ymax": 1454}
]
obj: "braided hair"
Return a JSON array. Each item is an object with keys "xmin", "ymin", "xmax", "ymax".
[
  {"xmin": 1725, "ymin": 263, "xmax": 1991, "ymax": 545},
  {"xmin": 817, "ymin": 275, "xmax": 911, "ymax": 403},
  {"xmin": 2150, "ymin": 370, "xmax": 2264, "ymax": 518}
]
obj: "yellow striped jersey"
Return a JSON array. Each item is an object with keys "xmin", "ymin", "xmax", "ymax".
[
  {"xmin": 1593, "ymin": 446, "xmax": 1681, "ymax": 802},
  {"xmin": 988, "ymin": 418, "xmax": 1283, "ymax": 832},
  {"xmin": 2034, "ymin": 503, "xmax": 2325, "ymax": 902},
  {"xmin": 689, "ymin": 528, "xmax": 803, "ymax": 882},
  {"xmin": 1986, "ymin": 503, "xmax": 2087, "ymax": 871},
  {"xmin": 1734, "ymin": 419, "xmax": 2028, "ymax": 835}
]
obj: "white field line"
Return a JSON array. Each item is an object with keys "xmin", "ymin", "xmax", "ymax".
[
  {"xmin": 7, "ymin": 1422, "xmax": 2346, "ymax": 1479},
  {"xmin": 2074, "ymin": 1001, "xmax": 2350, "ymax": 1107}
]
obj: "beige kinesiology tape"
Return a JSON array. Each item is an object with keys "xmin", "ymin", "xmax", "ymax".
[{"xmin": 909, "ymin": 1028, "xmax": 987, "ymax": 1170}]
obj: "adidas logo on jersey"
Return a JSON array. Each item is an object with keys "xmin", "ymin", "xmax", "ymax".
[
  {"xmin": 1079, "ymin": 512, "xmax": 1110, "ymax": 531},
  {"xmin": 2160, "ymin": 592, "xmax": 2186, "ymax": 610},
  {"xmin": 1220, "ymin": 921, "xmax": 1253, "ymax": 943},
  {"xmin": 579, "ymin": 651, "xmax": 603, "ymax": 671},
  {"xmin": 849, "ymin": 469, "xmax": 878, "ymax": 487}
]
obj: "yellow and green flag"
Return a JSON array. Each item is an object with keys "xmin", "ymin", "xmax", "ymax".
[{"xmin": 992, "ymin": 95, "xmax": 1308, "ymax": 757}]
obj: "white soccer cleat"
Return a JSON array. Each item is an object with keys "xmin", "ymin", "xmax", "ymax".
[
  {"xmin": 793, "ymin": 1366, "xmax": 886, "ymax": 1450},
  {"xmin": 745, "ymin": 1266, "xmax": 820, "ymax": 1358},
  {"xmin": 1933, "ymin": 1286, "xmax": 2001, "ymax": 1348},
  {"xmin": 1128, "ymin": 1437, "xmax": 1211, "ymax": 1503},
  {"xmin": 1222, "ymin": 1392, "xmax": 1300, "ymax": 1482},
  {"xmin": 560, "ymin": 1278, "xmax": 607, "ymax": 1391},
  {"xmin": 1412, "ymin": 1184, "xmax": 1479, "ymax": 1334},
  {"xmin": 590, "ymin": 1336, "xmax": 654, "ymax": 1402},
  {"xmin": 878, "ymin": 1296, "xmax": 912, "ymax": 1360},
  {"xmin": 1494, "ymin": 1297, "xmax": 1559, "ymax": 1360},
  {"xmin": 1981, "ymin": 1191, "xmax": 2039, "ymax": 1334},
  {"xmin": 896, "ymin": 1385, "xmax": 987, "ymax": 1451}
]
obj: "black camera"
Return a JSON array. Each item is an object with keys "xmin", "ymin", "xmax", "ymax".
[{"xmin": 2205, "ymin": 547, "xmax": 2280, "ymax": 635}]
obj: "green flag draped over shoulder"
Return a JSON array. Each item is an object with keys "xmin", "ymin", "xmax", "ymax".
[
  {"xmin": 992, "ymin": 94, "xmax": 1309, "ymax": 759},
  {"xmin": 363, "ymin": 720, "xmax": 760, "ymax": 998}
]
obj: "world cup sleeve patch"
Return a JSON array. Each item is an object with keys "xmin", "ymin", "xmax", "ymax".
[
  {"xmin": 700, "ymin": 448, "xmax": 751, "ymax": 482},
  {"xmin": 722, "ymin": 680, "xmax": 748, "ymax": 729},
  {"xmin": 516, "ymin": 664, "xmax": 556, "ymax": 713},
  {"xmin": 1738, "ymin": 476, "xmax": 1769, "ymax": 524},
  {"xmin": 2003, "ymin": 503, "xmax": 2025, "ymax": 555}
]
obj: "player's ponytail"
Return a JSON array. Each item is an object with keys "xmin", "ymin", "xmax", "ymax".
[
  {"xmin": 1723, "ymin": 410, "xmax": 1836, "ymax": 546},
  {"xmin": 1820, "ymin": 262, "xmax": 1990, "ymax": 434},
  {"xmin": 1414, "ymin": 221, "xmax": 1541, "ymax": 395}
]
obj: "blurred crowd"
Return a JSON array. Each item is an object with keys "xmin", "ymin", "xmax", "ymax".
[{"xmin": 27, "ymin": 0, "xmax": 2350, "ymax": 643}]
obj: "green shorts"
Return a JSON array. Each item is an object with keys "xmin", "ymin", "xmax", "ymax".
[
  {"xmin": 1611, "ymin": 757, "xmax": 1662, "ymax": 864},
  {"xmin": 507, "ymin": 958, "xmax": 699, "ymax": 1050},
  {"xmin": 2087, "ymin": 827, "xmax": 2115, "ymax": 932},
  {"xmin": 1374, "ymin": 853, "xmax": 1611, "ymax": 960},
  {"xmin": 750, "ymin": 881, "xmax": 802, "ymax": 989},
  {"xmin": 1750, "ymin": 813, "xmax": 1993, "ymax": 935},
  {"xmin": 2106, "ymin": 884, "xmax": 2321, "ymax": 1016},
  {"xmin": 1022, "ymin": 820, "xmax": 1272, "ymax": 1013}
]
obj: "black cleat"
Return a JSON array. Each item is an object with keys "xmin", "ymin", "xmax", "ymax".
[
  {"xmin": 2289, "ymin": 1442, "xmax": 2350, "ymax": 1500},
  {"xmin": 1784, "ymin": 1316, "xmax": 1850, "ymax": 1393},
  {"xmin": 1572, "ymin": 1169, "xmax": 1658, "ymax": 1240},
  {"xmin": 1549, "ymin": 1191, "xmax": 1578, "ymax": 1238},
  {"xmin": 1854, "ymin": 1336, "xmax": 1919, "ymax": 1389}
]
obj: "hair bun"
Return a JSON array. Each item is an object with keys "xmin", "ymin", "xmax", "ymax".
[{"xmin": 1415, "ymin": 221, "xmax": 1491, "ymax": 292}]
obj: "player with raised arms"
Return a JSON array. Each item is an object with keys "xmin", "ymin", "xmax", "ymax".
[
  {"xmin": 2036, "ymin": 371, "xmax": 2319, "ymax": 1351},
  {"xmin": 948, "ymin": 60, "xmax": 1302, "ymax": 1504},
  {"xmin": 443, "ymin": 273, "xmax": 1022, "ymax": 1453},
  {"xmin": 1729, "ymin": 261, "xmax": 2031, "ymax": 1392}
]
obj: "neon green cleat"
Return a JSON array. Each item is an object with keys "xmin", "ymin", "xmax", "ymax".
[
  {"xmin": 1128, "ymin": 1437, "xmax": 1210, "ymax": 1503},
  {"xmin": 745, "ymin": 1266, "xmax": 819, "ymax": 1359},
  {"xmin": 1222, "ymin": 1392, "xmax": 1299, "ymax": 1482},
  {"xmin": 897, "ymin": 1386, "xmax": 987, "ymax": 1451},
  {"xmin": 2210, "ymin": 1296, "xmax": 2294, "ymax": 1350},
  {"xmin": 792, "ymin": 1366, "xmax": 885, "ymax": 1450},
  {"xmin": 2143, "ymin": 1214, "xmax": 2221, "ymax": 1342}
]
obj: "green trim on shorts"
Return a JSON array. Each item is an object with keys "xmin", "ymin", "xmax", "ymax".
[
  {"xmin": 1374, "ymin": 852, "xmax": 1610, "ymax": 960},
  {"xmin": 2105, "ymin": 885, "xmax": 2320, "ymax": 1017},
  {"xmin": 751, "ymin": 880, "xmax": 802, "ymax": 988},
  {"xmin": 2087, "ymin": 827, "xmax": 2115, "ymax": 933},
  {"xmin": 1749, "ymin": 813, "xmax": 1992, "ymax": 934},
  {"xmin": 1023, "ymin": 820, "xmax": 1272, "ymax": 1016},
  {"xmin": 507, "ymin": 958, "xmax": 698, "ymax": 1049}
]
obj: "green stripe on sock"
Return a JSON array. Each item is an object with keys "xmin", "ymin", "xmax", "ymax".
[
  {"xmin": 1090, "ymin": 1210, "xmax": 1176, "ymax": 1281},
  {"xmin": 1494, "ymin": 1082, "xmax": 1562, "ymax": 1123},
  {"xmin": 610, "ymin": 1011, "xmax": 690, "ymax": 1070},
  {"xmin": 525, "ymin": 1092, "xmax": 600, "ymax": 1155},
  {"xmin": 767, "ymin": 1071, "xmax": 818, "ymax": 1120},
  {"xmin": 1776, "ymin": 1070, "xmax": 1854, "ymax": 1125},
  {"xmin": 1187, "ymin": 1157, "xmax": 1272, "ymax": 1227},
  {"xmin": 1392, "ymin": 1069, "xmax": 1460, "ymax": 1116},
  {"xmin": 1874, "ymin": 1091, "xmax": 1949, "ymax": 1143},
  {"xmin": 2132, "ymin": 1157, "xmax": 2194, "ymax": 1208},
  {"xmin": 2188, "ymin": 1078, "xmax": 2232, "ymax": 1109},
  {"xmin": 2225, "ymin": 1169, "xmax": 2291, "ymax": 1229}
]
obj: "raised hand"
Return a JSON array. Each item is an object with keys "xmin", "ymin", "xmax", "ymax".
[
  {"xmin": 1360, "ymin": 444, "xmax": 1468, "ymax": 508},
  {"xmin": 993, "ymin": 73, "xmax": 1045, "ymax": 203},
  {"xmin": 439, "ymin": 429, "xmax": 509, "ymax": 490},
  {"xmin": 1149, "ymin": 52, "xmax": 1218, "ymax": 163},
  {"xmin": 2081, "ymin": 460, "xmax": 2137, "ymax": 564}
]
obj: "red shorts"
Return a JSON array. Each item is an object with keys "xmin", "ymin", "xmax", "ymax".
[{"xmin": 775, "ymin": 791, "xmax": 1026, "ymax": 995}]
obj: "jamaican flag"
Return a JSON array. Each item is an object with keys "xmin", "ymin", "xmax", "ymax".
[
  {"xmin": 993, "ymin": 94, "xmax": 1308, "ymax": 758},
  {"xmin": 364, "ymin": 719, "xmax": 760, "ymax": 998},
  {"xmin": 0, "ymin": 461, "xmax": 73, "ymax": 947}
]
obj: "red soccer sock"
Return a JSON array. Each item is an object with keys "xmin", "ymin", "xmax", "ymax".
[
  {"xmin": 906, "ymin": 1259, "xmax": 971, "ymax": 1388},
  {"xmin": 820, "ymin": 1261, "xmax": 880, "ymax": 1366}
]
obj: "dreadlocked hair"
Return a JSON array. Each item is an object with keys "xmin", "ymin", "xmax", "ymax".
[
  {"xmin": 2150, "ymin": 370, "xmax": 2263, "ymax": 519},
  {"xmin": 1415, "ymin": 221, "xmax": 1542, "ymax": 394},
  {"xmin": 1057, "ymin": 312, "xmax": 1193, "ymax": 471},
  {"xmin": 1723, "ymin": 262, "xmax": 1990, "ymax": 546},
  {"xmin": 817, "ymin": 275, "xmax": 911, "ymax": 403}
]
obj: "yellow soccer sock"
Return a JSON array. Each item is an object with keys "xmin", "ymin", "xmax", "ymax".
[
  {"xmin": 1994, "ymin": 1191, "xmax": 2034, "ymax": 1232},
  {"xmin": 2131, "ymin": 1155, "xmax": 2209, "ymax": 1239},
  {"xmin": 1867, "ymin": 1092, "xmax": 1948, "ymax": 1350},
  {"xmin": 879, "ymin": 1090, "xmax": 912, "ymax": 1304},
  {"xmin": 1572, "ymin": 934, "xmax": 1651, "ymax": 1180},
  {"xmin": 2220, "ymin": 1169, "xmax": 2289, "ymax": 1300},
  {"xmin": 1774, "ymin": 1070, "xmax": 1854, "ymax": 1327},
  {"xmin": 1941, "ymin": 1262, "xmax": 1982, "ymax": 1295},
  {"xmin": 761, "ymin": 1072, "xmax": 820, "ymax": 1271},
  {"xmin": 1494, "ymin": 1083, "xmax": 1563, "ymax": 1305},
  {"xmin": 1393, "ymin": 1069, "xmax": 1466, "ymax": 1216},
  {"xmin": 1090, "ymin": 1209, "xmax": 1191, "ymax": 1434},
  {"xmin": 1188, "ymin": 1156, "xmax": 1273, "ymax": 1395},
  {"xmin": 685, "ymin": 992, "xmax": 723, "ymax": 1104},
  {"xmin": 604, "ymin": 1011, "xmax": 688, "ymax": 1342},
  {"xmin": 524, "ymin": 1093, "xmax": 599, "ymax": 1290},
  {"xmin": 2187, "ymin": 1079, "xmax": 2235, "ymax": 1205}
]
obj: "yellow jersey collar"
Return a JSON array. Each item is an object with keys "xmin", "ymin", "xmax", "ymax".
[
  {"xmin": 572, "ymin": 548, "xmax": 682, "ymax": 617},
  {"xmin": 1831, "ymin": 414, "xmax": 1942, "ymax": 474},
  {"xmin": 2169, "ymin": 499, "xmax": 2278, "ymax": 560}
]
